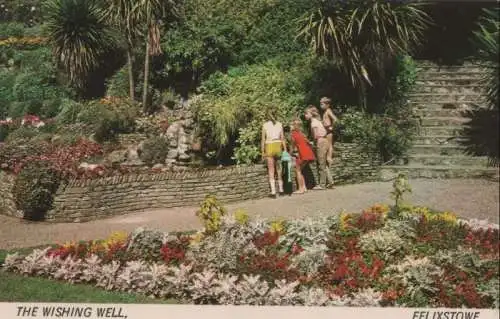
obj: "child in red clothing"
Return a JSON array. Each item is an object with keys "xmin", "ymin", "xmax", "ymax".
[{"xmin": 290, "ymin": 118, "xmax": 315, "ymax": 194}]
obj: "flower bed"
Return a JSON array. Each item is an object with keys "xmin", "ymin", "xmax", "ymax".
[{"xmin": 2, "ymin": 203, "xmax": 499, "ymax": 307}]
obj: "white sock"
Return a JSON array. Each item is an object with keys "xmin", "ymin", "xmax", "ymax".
[
  {"xmin": 269, "ymin": 179, "xmax": 276, "ymax": 194},
  {"xmin": 278, "ymin": 180, "xmax": 284, "ymax": 193}
]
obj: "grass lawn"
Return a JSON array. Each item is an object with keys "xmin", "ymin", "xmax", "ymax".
[
  {"xmin": 0, "ymin": 272, "xmax": 177, "ymax": 303},
  {"xmin": 0, "ymin": 246, "xmax": 179, "ymax": 304}
]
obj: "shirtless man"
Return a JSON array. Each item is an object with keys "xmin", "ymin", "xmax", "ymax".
[{"xmin": 320, "ymin": 97, "xmax": 338, "ymax": 165}]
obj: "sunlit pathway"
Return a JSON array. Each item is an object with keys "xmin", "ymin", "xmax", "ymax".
[{"xmin": 0, "ymin": 179, "xmax": 498, "ymax": 249}]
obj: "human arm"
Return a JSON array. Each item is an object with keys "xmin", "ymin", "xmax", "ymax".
[
  {"xmin": 280, "ymin": 125, "xmax": 287, "ymax": 151},
  {"xmin": 327, "ymin": 109, "xmax": 338, "ymax": 124},
  {"xmin": 261, "ymin": 125, "xmax": 266, "ymax": 156}
]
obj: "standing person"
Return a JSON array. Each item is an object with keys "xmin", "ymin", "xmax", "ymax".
[
  {"xmin": 305, "ymin": 106, "xmax": 334, "ymax": 189},
  {"xmin": 261, "ymin": 110, "xmax": 286, "ymax": 198},
  {"xmin": 290, "ymin": 118, "xmax": 315, "ymax": 194},
  {"xmin": 320, "ymin": 97, "xmax": 338, "ymax": 165}
]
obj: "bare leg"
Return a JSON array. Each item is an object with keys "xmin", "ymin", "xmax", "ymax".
[
  {"xmin": 275, "ymin": 159, "xmax": 284, "ymax": 193},
  {"xmin": 294, "ymin": 162, "xmax": 305, "ymax": 194},
  {"xmin": 299, "ymin": 161, "xmax": 308, "ymax": 192},
  {"xmin": 326, "ymin": 133, "xmax": 333, "ymax": 165},
  {"xmin": 266, "ymin": 156, "xmax": 276, "ymax": 195}
]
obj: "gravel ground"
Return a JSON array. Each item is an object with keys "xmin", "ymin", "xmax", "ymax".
[{"xmin": 0, "ymin": 179, "xmax": 498, "ymax": 249}]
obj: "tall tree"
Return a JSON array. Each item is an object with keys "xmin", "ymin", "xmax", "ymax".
[
  {"xmin": 132, "ymin": 0, "xmax": 180, "ymax": 113},
  {"xmin": 103, "ymin": 0, "xmax": 142, "ymax": 100},
  {"xmin": 45, "ymin": 0, "xmax": 114, "ymax": 91},
  {"xmin": 298, "ymin": 0, "xmax": 430, "ymax": 108}
]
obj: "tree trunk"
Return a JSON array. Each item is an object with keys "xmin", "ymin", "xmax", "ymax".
[
  {"xmin": 142, "ymin": 39, "xmax": 151, "ymax": 113},
  {"xmin": 126, "ymin": 44, "xmax": 135, "ymax": 101}
]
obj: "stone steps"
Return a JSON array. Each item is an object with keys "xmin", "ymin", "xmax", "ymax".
[
  {"xmin": 414, "ymin": 108, "xmax": 471, "ymax": 117},
  {"xmin": 408, "ymin": 93, "xmax": 486, "ymax": 103},
  {"xmin": 417, "ymin": 72, "xmax": 485, "ymax": 80},
  {"xmin": 408, "ymin": 154, "xmax": 490, "ymax": 167},
  {"xmin": 409, "ymin": 144, "xmax": 467, "ymax": 156},
  {"xmin": 380, "ymin": 165, "xmax": 499, "ymax": 181},
  {"xmin": 414, "ymin": 135, "xmax": 465, "ymax": 146},
  {"xmin": 410, "ymin": 102, "xmax": 486, "ymax": 110},
  {"xmin": 420, "ymin": 116, "xmax": 471, "ymax": 127},
  {"xmin": 415, "ymin": 78, "xmax": 484, "ymax": 86},
  {"xmin": 412, "ymin": 85, "xmax": 484, "ymax": 94},
  {"xmin": 419, "ymin": 126, "xmax": 464, "ymax": 136}
]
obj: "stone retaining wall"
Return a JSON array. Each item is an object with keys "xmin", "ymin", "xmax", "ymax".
[{"xmin": 0, "ymin": 143, "xmax": 381, "ymax": 222}]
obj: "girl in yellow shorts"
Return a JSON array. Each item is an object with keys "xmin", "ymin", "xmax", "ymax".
[{"xmin": 261, "ymin": 111, "xmax": 286, "ymax": 197}]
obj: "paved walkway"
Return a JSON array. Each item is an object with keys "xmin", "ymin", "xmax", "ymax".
[{"xmin": 0, "ymin": 179, "xmax": 498, "ymax": 249}]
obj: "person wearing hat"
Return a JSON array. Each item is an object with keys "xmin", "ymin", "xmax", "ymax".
[{"xmin": 320, "ymin": 97, "xmax": 338, "ymax": 165}]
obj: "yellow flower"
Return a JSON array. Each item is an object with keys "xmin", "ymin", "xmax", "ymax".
[
  {"xmin": 270, "ymin": 219, "xmax": 285, "ymax": 234},
  {"xmin": 339, "ymin": 212, "xmax": 353, "ymax": 231},
  {"xmin": 234, "ymin": 209, "xmax": 250, "ymax": 225},
  {"xmin": 189, "ymin": 232, "xmax": 204, "ymax": 246}
]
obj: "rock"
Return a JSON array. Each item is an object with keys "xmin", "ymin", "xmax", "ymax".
[
  {"xmin": 127, "ymin": 147, "xmax": 141, "ymax": 162},
  {"xmin": 178, "ymin": 153, "xmax": 191, "ymax": 162},
  {"xmin": 79, "ymin": 162, "xmax": 100, "ymax": 170},
  {"xmin": 167, "ymin": 149, "xmax": 179, "ymax": 159},
  {"xmin": 153, "ymin": 164, "xmax": 164, "ymax": 169},
  {"xmin": 106, "ymin": 150, "xmax": 127, "ymax": 164}
]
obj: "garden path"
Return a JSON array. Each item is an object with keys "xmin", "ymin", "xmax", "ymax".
[{"xmin": 0, "ymin": 179, "xmax": 498, "ymax": 249}]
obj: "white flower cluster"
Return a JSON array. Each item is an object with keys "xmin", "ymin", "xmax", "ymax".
[
  {"xmin": 359, "ymin": 229, "xmax": 406, "ymax": 262},
  {"xmin": 187, "ymin": 216, "xmax": 268, "ymax": 271},
  {"xmin": 384, "ymin": 256, "xmax": 444, "ymax": 300},
  {"xmin": 2, "ymin": 249, "xmax": 382, "ymax": 306},
  {"xmin": 279, "ymin": 215, "xmax": 337, "ymax": 248},
  {"xmin": 458, "ymin": 218, "xmax": 500, "ymax": 231}
]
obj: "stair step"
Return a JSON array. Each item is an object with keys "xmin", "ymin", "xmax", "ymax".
[
  {"xmin": 412, "ymin": 85, "xmax": 484, "ymax": 94},
  {"xmin": 415, "ymin": 78, "xmax": 484, "ymax": 86},
  {"xmin": 380, "ymin": 165, "xmax": 499, "ymax": 181},
  {"xmin": 408, "ymin": 154, "xmax": 489, "ymax": 166},
  {"xmin": 419, "ymin": 126, "xmax": 464, "ymax": 136},
  {"xmin": 414, "ymin": 108, "xmax": 471, "ymax": 117},
  {"xmin": 410, "ymin": 144, "xmax": 467, "ymax": 156},
  {"xmin": 417, "ymin": 72, "xmax": 485, "ymax": 80},
  {"xmin": 410, "ymin": 102, "xmax": 487, "ymax": 110},
  {"xmin": 408, "ymin": 93, "xmax": 485, "ymax": 102},
  {"xmin": 420, "ymin": 116, "xmax": 471, "ymax": 127},
  {"xmin": 414, "ymin": 135, "xmax": 465, "ymax": 145}
]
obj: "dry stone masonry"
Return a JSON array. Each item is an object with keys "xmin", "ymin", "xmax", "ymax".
[{"xmin": 0, "ymin": 143, "xmax": 380, "ymax": 222}]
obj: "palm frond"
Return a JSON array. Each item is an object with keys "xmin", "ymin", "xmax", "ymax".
[{"xmin": 45, "ymin": 0, "xmax": 114, "ymax": 88}]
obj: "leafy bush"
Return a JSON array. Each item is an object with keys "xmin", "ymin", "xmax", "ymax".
[
  {"xmin": 194, "ymin": 60, "xmax": 305, "ymax": 164},
  {"xmin": 471, "ymin": 8, "xmax": 499, "ymax": 110},
  {"xmin": 0, "ymin": 22, "xmax": 25, "ymax": 39},
  {"xmin": 55, "ymin": 99, "xmax": 84, "ymax": 125},
  {"xmin": 0, "ymin": 0, "xmax": 45, "ymax": 25},
  {"xmin": 139, "ymin": 136, "xmax": 170, "ymax": 166},
  {"xmin": 76, "ymin": 98, "xmax": 139, "ymax": 142},
  {"xmin": 12, "ymin": 160, "xmax": 62, "ymax": 221}
]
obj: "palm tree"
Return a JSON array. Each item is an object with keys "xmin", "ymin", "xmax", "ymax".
[
  {"xmin": 45, "ymin": 0, "xmax": 115, "ymax": 90},
  {"xmin": 472, "ymin": 7, "xmax": 499, "ymax": 110},
  {"xmin": 102, "ymin": 0, "xmax": 142, "ymax": 101},
  {"xmin": 131, "ymin": 0, "xmax": 180, "ymax": 113},
  {"xmin": 298, "ymin": 0, "xmax": 431, "ymax": 108}
]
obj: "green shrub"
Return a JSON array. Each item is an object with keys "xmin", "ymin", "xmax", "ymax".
[
  {"xmin": 77, "ymin": 99, "xmax": 139, "ymax": 142},
  {"xmin": 193, "ymin": 60, "xmax": 305, "ymax": 164},
  {"xmin": 13, "ymin": 160, "xmax": 62, "ymax": 221},
  {"xmin": 139, "ymin": 136, "xmax": 170, "ymax": 166},
  {"xmin": 0, "ymin": 22, "xmax": 25, "ymax": 39},
  {"xmin": 105, "ymin": 66, "xmax": 135, "ymax": 98},
  {"xmin": 338, "ymin": 110, "xmax": 414, "ymax": 163},
  {"xmin": 56, "ymin": 99, "xmax": 84, "ymax": 125},
  {"xmin": 4, "ymin": 126, "xmax": 39, "ymax": 141}
]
